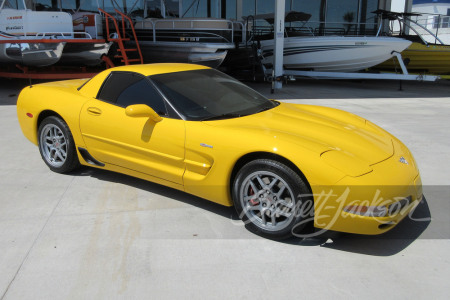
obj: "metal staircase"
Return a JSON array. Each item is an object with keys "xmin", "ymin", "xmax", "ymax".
[{"xmin": 99, "ymin": 8, "xmax": 143, "ymax": 66}]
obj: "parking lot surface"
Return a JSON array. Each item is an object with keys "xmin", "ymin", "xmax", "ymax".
[{"xmin": 0, "ymin": 78, "xmax": 449, "ymax": 299}]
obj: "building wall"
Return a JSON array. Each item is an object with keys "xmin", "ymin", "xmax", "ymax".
[
  {"xmin": 411, "ymin": 1, "xmax": 450, "ymax": 44},
  {"xmin": 27, "ymin": 0, "xmax": 415, "ymax": 34}
]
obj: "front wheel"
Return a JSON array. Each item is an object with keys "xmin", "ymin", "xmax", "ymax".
[
  {"xmin": 232, "ymin": 159, "xmax": 313, "ymax": 240},
  {"xmin": 38, "ymin": 116, "xmax": 79, "ymax": 173}
]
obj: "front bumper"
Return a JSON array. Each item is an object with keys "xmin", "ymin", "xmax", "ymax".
[{"xmin": 311, "ymin": 141, "xmax": 422, "ymax": 235}]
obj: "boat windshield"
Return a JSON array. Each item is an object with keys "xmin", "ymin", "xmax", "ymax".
[
  {"xmin": 1, "ymin": 0, "xmax": 26, "ymax": 10},
  {"xmin": 150, "ymin": 69, "xmax": 278, "ymax": 121}
]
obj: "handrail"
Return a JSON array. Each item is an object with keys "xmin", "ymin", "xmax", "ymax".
[
  {"xmin": 139, "ymin": 18, "xmax": 235, "ymax": 43},
  {"xmin": 153, "ymin": 18, "xmax": 233, "ymax": 28},
  {"xmin": 397, "ymin": 17, "xmax": 430, "ymax": 46},
  {"xmin": 376, "ymin": 11, "xmax": 446, "ymax": 45},
  {"xmin": 35, "ymin": 32, "xmax": 93, "ymax": 39},
  {"xmin": 408, "ymin": 12, "xmax": 450, "ymax": 30},
  {"xmin": 248, "ymin": 20, "xmax": 379, "ymax": 39},
  {"xmin": 402, "ymin": 16, "xmax": 445, "ymax": 45},
  {"xmin": 98, "ymin": 8, "xmax": 122, "ymax": 41},
  {"xmin": 233, "ymin": 21, "xmax": 246, "ymax": 44},
  {"xmin": 114, "ymin": 9, "xmax": 143, "ymax": 64},
  {"xmin": 98, "ymin": 8, "xmax": 129, "ymax": 65}
]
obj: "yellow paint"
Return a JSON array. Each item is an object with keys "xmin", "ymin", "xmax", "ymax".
[
  {"xmin": 17, "ymin": 63, "xmax": 422, "ymax": 235},
  {"xmin": 376, "ymin": 42, "xmax": 450, "ymax": 75},
  {"xmin": 125, "ymin": 104, "xmax": 162, "ymax": 122}
]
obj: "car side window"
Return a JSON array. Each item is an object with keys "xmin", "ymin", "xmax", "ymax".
[{"xmin": 97, "ymin": 72, "xmax": 167, "ymax": 116}]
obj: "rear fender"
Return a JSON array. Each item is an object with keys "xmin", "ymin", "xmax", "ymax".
[{"xmin": 17, "ymin": 85, "xmax": 89, "ymax": 148}]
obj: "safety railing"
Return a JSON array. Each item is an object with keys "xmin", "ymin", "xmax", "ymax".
[
  {"xmin": 113, "ymin": 9, "xmax": 143, "ymax": 64},
  {"xmin": 135, "ymin": 18, "xmax": 235, "ymax": 44},
  {"xmin": 98, "ymin": 8, "xmax": 143, "ymax": 65},
  {"xmin": 34, "ymin": 32, "xmax": 93, "ymax": 39},
  {"xmin": 402, "ymin": 12, "xmax": 449, "ymax": 45},
  {"xmin": 248, "ymin": 20, "xmax": 379, "ymax": 39}
]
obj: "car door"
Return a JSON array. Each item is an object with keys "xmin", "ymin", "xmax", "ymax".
[{"xmin": 79, "ymin": 71, "xmax": 185, "ymax": 185}]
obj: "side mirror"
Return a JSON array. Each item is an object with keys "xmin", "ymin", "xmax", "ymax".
[{"xmin": 125, "ymin": 104, "xmax": 162, "ymax": 123}]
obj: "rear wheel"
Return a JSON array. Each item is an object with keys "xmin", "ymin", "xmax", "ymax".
[
  {"xmin": 38, "ymin": 116, "xmax": 79, "ymax": 173},
  {"xmin": 232, "ymin": 159, "xmax": 313, "ymax": 240}
]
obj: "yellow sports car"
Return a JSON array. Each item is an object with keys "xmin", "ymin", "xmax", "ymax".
[{"xmin": 17, "ymin": 63, "xmax": 422, "ymax": 239}]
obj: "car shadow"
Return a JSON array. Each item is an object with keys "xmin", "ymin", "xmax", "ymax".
[
  {"xmin": 69, "ymin": 166, "xmax": 240, "ymax": 221},
  {"xmin": 0, "ymin": 78, "xmax": 31, "ymax": 106},
  {"xmin": 0, "ymin": 92, "xmax": 19, "ymax": 106},
  {"xmin": 288, "ymin": 196, "xmax": 432, "ymax": 256},
  {"xmin": 68, "ymin": 166, "xmax": 431, "ymax": 256}
]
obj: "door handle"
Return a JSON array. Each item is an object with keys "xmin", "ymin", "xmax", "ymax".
[{"xmin": 87, "ymin": 107, "xmax": 102, "ymax": 116}]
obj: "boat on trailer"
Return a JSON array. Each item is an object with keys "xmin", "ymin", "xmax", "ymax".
[
  {"xmin": 250, "ymin": 11, "xmax": 412, "ymax": 72},
  {"xmin": 58, "ymin": 11, "xmax": 111, "ymax": 66},
  {"xmin": 133, "ymin": 18, "xmax": 237, "ymax": 68},
  {"xmin": 259, "ymin": 36, "xmax": 412, "ymax": 72},
  {"xmin": 0, "ymin": 1, "xmax": 68, "ymax": 66},
  {"xmin": 372, "ymin": 10, "xmax": 450, "ymax": 76},
  {"xmin": 0, "ymin": 0, "xmax": 111, "ymax": 67}
]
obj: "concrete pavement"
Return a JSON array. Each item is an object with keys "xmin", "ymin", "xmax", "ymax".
[{"xmin": 0, "ymin": 78, "xmax": 449, "ymax": 299}]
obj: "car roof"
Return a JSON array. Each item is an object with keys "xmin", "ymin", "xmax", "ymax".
[
  {"xmin": 106, "ymin": 63, "xmax": 210, "ymax": 76},
  {"xmin": 78, "ymin": 63, "xmax": 210, "ymax": 98}
]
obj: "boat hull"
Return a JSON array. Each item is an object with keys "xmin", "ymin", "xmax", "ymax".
[
  {"xmin": 260, "ymin": 36, "xmax": 412, "ymax": 72},
  {"xmin": 375, "ymin": 42, "xmax": 450, "ymax": 75},
  {"xmin": 0, "ymin": 41, "xmax": 65, "ymax": 67},
  {"xmin": 1, "ymin": 9, "xmax": 107, "ymax": 67},
  {"xmin": 137, "ymin": 41, "xmax": 234, "ymax": 68},
  {"xmin": 58, "ymin": 42, "xmax": 112, "ymax": 66}
]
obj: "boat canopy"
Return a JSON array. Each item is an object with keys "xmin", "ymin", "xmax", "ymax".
[{"xmin": 249, "ymin": 11, "xmax": 312, "ymax": 24}]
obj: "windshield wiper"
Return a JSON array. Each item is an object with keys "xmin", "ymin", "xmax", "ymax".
[
  {"xmin": 254, "ymin": 106, "xmax": 275, "ymax": 114},
  {"xmin": 200, "ymin": 113, "xmax": 244, "ymax": 121},
  {"xmin": 200, "ymin": 105, "xmax": 277, "ymax": 121}
]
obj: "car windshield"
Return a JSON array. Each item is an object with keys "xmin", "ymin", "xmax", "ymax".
[{"xmin": 150, "ymin": 69, "xmax": 278, "ymax": 121}]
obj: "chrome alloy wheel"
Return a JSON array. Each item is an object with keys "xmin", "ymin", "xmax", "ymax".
[
  {"xmin": 39, "ymin": 124, "xmax": 68, "ymax": 168},
  {"xmin": 239, "ymin": 171, "xmax": 296, "ymax": 232}
]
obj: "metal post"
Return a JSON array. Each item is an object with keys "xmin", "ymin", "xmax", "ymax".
[
  {"xmin": 122, "ymin": 0, "xmax": 127, "ymax": 13},
  {"xmin": 221, "ymin": 0, "xmax": 226, "ymax": 19},
  {"xmin": 236, "ymin": 0, "xmax": 243, "ymax": 20},
  {"xmin": 435, "ymin": 15, "xmax": 441, "ymax": 45},
  {"xmin": 161, "ymin": 0, "xmax": 166, "ymax": 18},
  {"xmin": 273, "ymin": 0, "xmax": 285, "ymax": 90},
  {"xmin": 393, "ymin": 52, "xmax": 409, "ymax": 75},
  {"xmin": 207, "ymin": 0, "xmax": 211, "ymax": 18}
]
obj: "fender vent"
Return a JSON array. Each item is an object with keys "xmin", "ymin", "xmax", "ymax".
[{"xmin": 78, "ymin": 147, "xmax": 105, "ymax": 167}]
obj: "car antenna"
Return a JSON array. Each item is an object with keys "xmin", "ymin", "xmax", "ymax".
[{"xmin": 29, "ymin": 78, "xmax": 33, "ymax": 88}]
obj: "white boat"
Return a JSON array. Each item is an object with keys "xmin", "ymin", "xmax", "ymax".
[
  {"xmin": 133, "ymin": 18, "xmax": 237, "ymax": 68},
  {"xmin": 59, "ymin": 11, "xmax": 112, "ymax": 66},
  {"xmin": 0, "ymin": 33, "xmax": 66, "ymax": 67},
  {"xmin": 0, "ymin": 0, "xmax": 110, "ymax": 67},
  {"xmin": 0, "ymin": 3, "xmax": 71, "ymax": 66},
  {"xmin": 259, "ymin": 36, "xmax": 412, "ymax": 72}
]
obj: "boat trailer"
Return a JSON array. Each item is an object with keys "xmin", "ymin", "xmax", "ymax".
[{"xmin": 264, "ymin": 52, "xmax": 440, "ymax": 83}]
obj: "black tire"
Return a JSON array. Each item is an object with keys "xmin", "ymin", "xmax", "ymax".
[
  {"xmin": 232, "ymin": 159, "xmax": 313, "ymax": 240},
  {"xmin": 38, "ymin": 116, "xmax": 80, "ymax": 174}
]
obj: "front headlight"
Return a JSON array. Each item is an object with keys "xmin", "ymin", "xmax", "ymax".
[
  {"xmin": 321, "ymin": 150, "xmax": 372, "ymax": 177},
  {"xmin": 343, "ymin": 205, "xmax": 388, "ymax": 217}
]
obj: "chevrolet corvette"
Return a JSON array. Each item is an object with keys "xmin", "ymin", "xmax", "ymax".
[{"xmin": 17, "ymin": 63, "xmax": 422, "ymax": 239}]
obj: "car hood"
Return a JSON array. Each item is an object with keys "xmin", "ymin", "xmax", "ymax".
[{"xmin": 203, "ymin": 102, "xmax": 394, "ymax": 165}]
